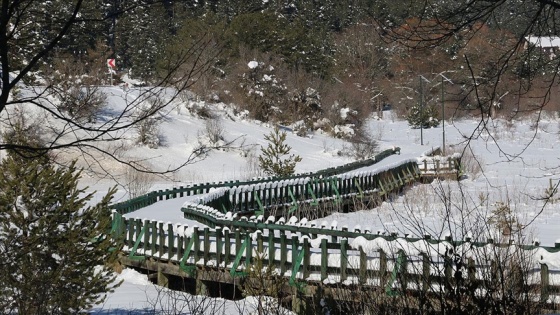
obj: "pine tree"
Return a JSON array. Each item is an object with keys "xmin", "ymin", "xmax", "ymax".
[
  {"xmin": 406, "ymin": 103, "xmax": 440, "ymax": 129},
  {"xmin": 258, "ymin": 127, "xmax": 302, "ymax": 177},
  {"xmin": 0, "ymin": 154, "xmax": 119, "ymax": 313},
  {"xmin": 113, "ymin": 1, "xmax": 171, "ymax": 81}
]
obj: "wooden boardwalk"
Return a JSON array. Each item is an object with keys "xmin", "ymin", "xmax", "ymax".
[{"xmin": 110, "ymin": 149, "xmax": 560, "ymax": 313}]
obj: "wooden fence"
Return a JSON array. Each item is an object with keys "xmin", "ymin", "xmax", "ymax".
[
  {"xmin": 111, "ymin": 147, "xmax": 403, "ymax": 215},
  {"xmin": 113, "ymin": 213, "xmax": 560, "ymax": 306},
  {"xmin": 112, "ymin": 149, "xmax": 526, "ymax": 310}
]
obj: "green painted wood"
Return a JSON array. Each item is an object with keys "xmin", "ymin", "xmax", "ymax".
[
  {"xmin": 235, "ymin": 229, "xmax": 241, "ymax": 261},
  {"xmin": 306, "ymin": 183, "xmax": 318, "ymax": 205},
  {"xmin": 245, "ymin": 233, "xmax": 252, "ymax": 270},
  {"xmin": 386, "ymin": 251, "xmax": 406, "ymax": 296},
  {"xmin": 143, "ymin": 220, "xmax": 150, "ymax": 254},
  {"xmin": 422, "ymin": 253, "xmax": 430, "ymax": 293},
  {"xmin": 354, "ymin": 178, "xmax": 364, "ymax": 198},
  {"xmin": 541, "ymin": 263, "xmax": 550, "ymax": 302},
  {"xmin": 280, "ymin": 231, "xmax": 287, "ymax": 275},
  {"xmin": 224, "ymin": 229, "xmax": 231, "ymax": 266},
  {"xmin": 291, "ymin": 236, "xmax": 298, "ymax": 272},
  {"xmin": 257, "ymin": 232, "xmax": 264, "ymax": 254},
  {"xmin": 158, "ymin": 221, "xmax": 164, "ymax": 259},
  {"xmin": 127, "ymin": 219, "xmax": 134, "ymax": 248},
  {"xmin": 203, "ymin": 228, "xmax": 210, "ymax": 264},
  {"xmin": 216, "ymin": 227, "xmax": 223, "ymax": 267},
  {"xmin": 128, "ymin": 224, "xmax": 146, "ymax": 261},
  {"xmin": 150, "ymin": 221, "xmax": 157, "ymax": 255},
  {"xmin": 331, "ymin": 178, "xmax": 341, "ymax": 204},
  {"xmin": 177, "ymin": 233, "xmax": 184, "ymax": 265},
  {"xmin": 268, "ymin": 231, "xmax": 275, "ymax": 267},
  {"xmin": 321, "ymin": 238, "xmax": 328, "ymax": 281},
  {"xmin": 193, "ymin": 227, "xmax": 200, "ymax": 263},
  {"xmin": 359, "ymin": 247, "xmax": 366, "ymax": 285},
  {"xmin": 255, "ymin": 194, "xmax": 265, "ymax": 215},
  {"xmin": 167, "ymin": 223, "xmax": 174, "ymax": 259},
  {"xmin": 340, "ymin": 239, "xmax": 348, "ymax": 282},
  {"xmin": 288, "ymin": 187, "xmax": 298, "ymax": 214},
  {"xmin": 230, "ymin": 235, "xmax": 248, "ymax": 277},
  {"xmin": 302, "ymin": 238, "xmax": 310, "ymax": 280},
  {"xmin": 179, "ymin": 237, "xmax": 196, "ymax": 276},
  {"xmin": 379, "ymin": 250, "xmax": 387, "ymax": 286},
  {"xmin": 289, "ymin": 241, "xmax": 305, "ymax": 286},
  {"xmin": 378, "ymin": 180, "xmax": 386, "ymax": 197}
]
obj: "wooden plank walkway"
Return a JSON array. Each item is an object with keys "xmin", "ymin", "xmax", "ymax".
[{"xmin": 110, "ymin": 149, "xmax": 560, "ymax": 312}]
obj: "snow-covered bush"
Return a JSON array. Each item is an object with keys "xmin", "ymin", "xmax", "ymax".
[
  {"xmin": 203, "ymin": 116, "xmax": 225, "ymax": 145},
  {"xmin": 0, "ymin": 106, "xmax": 45, "ymax": 154},
  {"xmin": 345, "ymin": 130, "xmax": 379, "ymax": 160},
  {"xmin": 54, "ymin": 85, "xmax": 107, "ymax": 123},
  {"xmin": 406, "ymin": 103, "xmax": 440, "ymax": 129},
  {"xmin": 124, "ymin": 164, "xmax": 156, "ymax": 199},
  {"xmin": 135, "ymin": 117, "xmax": 161, "ymax": 149},
  {"xmin": 134, "ymin": 97, "xmax": 163, "ymax": 148}
]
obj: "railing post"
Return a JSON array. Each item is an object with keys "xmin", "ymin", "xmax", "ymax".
[
  {"xmin": 245, "ymin": 233, "xmax": 253, "ymax": 269},
  {"xmin": 167, "ymin": 222, "xmax": 174, "ymax": 259},
  {"xmin": 143, "ymin": 219, "xmax": 151, "ymax": 255},
  {"xmin": 177, "ymin": 226, "xmax": 184, "ymax": 264},
  {"xmin": 541, "ymin": 263, "xmax": 549, "ymax": 302},
  {"xmin": 257, "ymin": 232, "xmax": 264, "ymax": 255},
  {"xmin": 150, "ymin": 221, "xmax": 157, "ymax": 255},
  {"xmin": 193, "ymin": 227, "xmax": 200, "ymax": 263},
  {"xmin": 126, "ymin": 218, "xmax": 134, "ymax": 248},
  {"xmin": 216, "ymin": 227, "xmax": 223, "ymax": 267},
  {"xmin": 321, "ymin": 238, "xmax": 328, "ymax": 281},
  {"xmin": 340, "ymin": 239, "xmax": 348, "ymax": 282},
  {"xmin": 379, "ymin": 249, "xmax": 387, "ymax": 286},
  {"xmin": 235, "ymin": 229, "xmax": 241, "ymax": 260},
  {"xmin": 134, "ymin": 218, "xmax": 142, "ymax": 250},
  {"xmin": 303, "ymin": 238, "xmax": 310, "ymax": 280},
  {"xmin": 203, "ymin": 227, "xmax": 210, "ymax": 264},
  {"xmin": 158, "ymin": 221, "xmax": 165, "ymax": 258},
  {"xmin": 359, "ymin": 246, "xmax": 367, "ymax": 284},
  {"xmin": 268, "ymin": 230, "xmax": 275, "ymax": 268},
  {"xmin": 291, "ymin": 235, "xmax": 299, "ymax": 277},
  {"xmin": 444, "ymin": 254, "xmax": 453, "ymax": 290},
  {"xmin": 468, "ymin": 257, "xmax": 476, "ymax": 283},
  {"xmin": 280, "ymin": 230, "xmax": 287, "ymax": 275},
  {"xmin": 244, "ymin": 190, "xmax": 249, "ymax": 212},
  {"xmin": 422, "ymin": 253, "xmax": 430, "ymax": 293},
  {"xmin": 224, "ymin": 229, "xmax": 231, "ymax": 266}
]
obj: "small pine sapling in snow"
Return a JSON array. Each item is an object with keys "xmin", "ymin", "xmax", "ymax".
[
  {"xmin": 258, "ymin": 127, "xmax": 302, "ymax": 177},
  {"xmin": 406, "ymin": 103, "xmax": 440, "ymax": 129}
]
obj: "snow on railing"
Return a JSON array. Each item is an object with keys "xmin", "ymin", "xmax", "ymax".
[
  {"xmin": 110, "ymin": 147, "xmax": 402, "ymax": 215},
  {"xmin": 114, "ymin": 212, "xmax": 560, "ymax": 301}
]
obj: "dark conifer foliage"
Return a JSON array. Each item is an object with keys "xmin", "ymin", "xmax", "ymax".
[{"xmin": 0, "ymin": 154, "xmax": 118, "ymax": 313}]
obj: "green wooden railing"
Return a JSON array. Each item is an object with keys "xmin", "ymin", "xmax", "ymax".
[
  {"xmin": 111, "ymin": 147, "xmax": 404, "ymax": 215},
  {"xmin": 182, "ymin": 159, "xmax": 423, "ymax": 225},
  {"xmin": 112, "ymin": 212, "xmax": 560, "ymax": 301},
  {"xmin": 110, "ymin": 147, "xmax": 505, "ymax": 299}
]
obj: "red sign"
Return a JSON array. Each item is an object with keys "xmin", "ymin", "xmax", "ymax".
[{"xmin": 107, "ymin": 59, "xmax": 116, "ymax": 68}]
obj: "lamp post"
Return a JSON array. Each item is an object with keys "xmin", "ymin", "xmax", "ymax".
[
  {"xmin": 419, "ymin": 75, "xmax": 431, "ymax": 146},
  {"xmin": 438, "ymin": 73, "xmax": 453, "ymax": 156},
  {"xmin": 419, "ymin": 76, "xmax": 424, "ymax": 145}
]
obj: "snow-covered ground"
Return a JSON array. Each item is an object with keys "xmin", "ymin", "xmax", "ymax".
[{"xmin": 12, "ymin": 85, "xmax": 558, "ymax": 313}]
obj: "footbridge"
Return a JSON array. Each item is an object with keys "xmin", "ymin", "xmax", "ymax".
[{"xmin": 110, "ymin": 148, "xmax": 560, "ymax": 313}]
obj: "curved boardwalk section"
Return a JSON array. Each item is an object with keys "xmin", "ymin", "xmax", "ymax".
[{"xmin": 110, "ymin": 148, "xmax": 560, "ymax": 312}]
